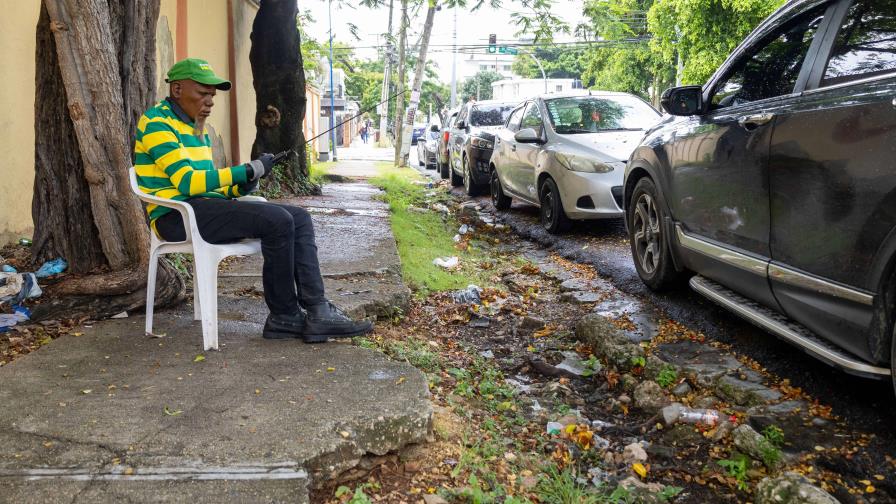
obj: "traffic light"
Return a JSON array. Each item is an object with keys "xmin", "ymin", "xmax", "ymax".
[{"xmin": 488, "ymin": 33, "xmax": 497, "ymax": 54}]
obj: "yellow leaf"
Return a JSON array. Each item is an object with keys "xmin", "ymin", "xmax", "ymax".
[
  {"xmin": 866, "ymin": 485, "xmax": 876, "ymax": 494},
  {"xmin": 859, "ymin": 480, "xmax": 871, "ymax": 485},
  {"xmin": 632, "ymin": 463, "xmax": 648, "ymax": 479},
  {"xmin": 123, "ymin": 467, "xmax": 134, "ymax": 476},
  {"xmin": 326, "ymin": 367, "xmax": 335, "ymax": 372},
  {"xmin": 80, "ymin": 389, "xmax": 92, "ymax": 395},
  {"xmin": 193, "ymin": 354, "xmax": 205, "ymax": 362},
  {"xmin": 72, "ymin": 332, "xmax": 83, "ymax": 337},
  {"xmin": 395, "ymin": 376, "xmax": 406, "ymax": 385}
]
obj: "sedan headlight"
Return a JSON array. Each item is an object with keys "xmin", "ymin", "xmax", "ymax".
[
  {"xmin": 470, "ymin": 136, "xmax": 494, "ymax": 149},
  {"xmin": 556, "ymin": 152, "xmax": 619, "ymax": 173}
]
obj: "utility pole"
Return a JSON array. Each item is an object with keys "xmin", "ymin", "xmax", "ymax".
[
  {"xmin": 392, "ymin": 0, "xmax": 408, "ymax": 166},
  {"xmin": 399, "ymin": 2, "xmax": 437, "ymax": 167},
  {"xmin": 449, "ymin": 6, "xmax": 457, "ymax": 109},
  {"xmin": 378, "ymin": 0, "xmax": 395, "ymax": 146},
  {"xmin": 328, "ymin": 0, "xmax": 337, "ymax": 161}
]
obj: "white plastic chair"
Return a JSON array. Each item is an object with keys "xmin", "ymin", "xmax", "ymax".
[{"xmin": 128, "ymin": 167, "xmax": 265, "ymax": 350}]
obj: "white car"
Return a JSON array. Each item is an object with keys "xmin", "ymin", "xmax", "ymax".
[{"xmin": 490, "ymin": 91, "xmax": 661, "ymax": 233}]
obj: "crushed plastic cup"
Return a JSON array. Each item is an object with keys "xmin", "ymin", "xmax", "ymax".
[{"xmin": 459, "ymin": 224, "xmax": 470, "ymax": 235}]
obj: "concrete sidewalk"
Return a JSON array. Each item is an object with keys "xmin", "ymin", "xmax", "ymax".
[{"xmin": 0, "ymin": 163, "xmax": 425, "ymax": 503}]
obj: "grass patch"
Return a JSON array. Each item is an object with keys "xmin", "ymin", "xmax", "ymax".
[
  {"xmin": 370, "ymin": 164, "xmax": 492, "ymax": 296},
  {"xmin": 309, "ymin": 160, "xmax": 334, "ymax": 186}
]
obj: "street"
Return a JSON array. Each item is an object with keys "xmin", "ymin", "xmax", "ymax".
[{"xmin": 409, "ymin": 150, "xmax": 896, "ymax": 455}]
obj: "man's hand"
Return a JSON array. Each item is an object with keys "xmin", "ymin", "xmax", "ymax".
[{"xmin": 247, "ymin": 153, "xmax": 276, "ymax": 180}]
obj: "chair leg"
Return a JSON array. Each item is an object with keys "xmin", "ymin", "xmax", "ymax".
[
  {"xmin": 145, "ymin": 249, "xmax": 160, "ymax": 336},
  {"xmin": 194, "ymin": 257, "xmax": 220, "ymax": 351},
  {"xmin": 192, "ymin": 261, "xmax": 202, "ymax": 321}
]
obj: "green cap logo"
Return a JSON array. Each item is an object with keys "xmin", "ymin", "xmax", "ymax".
[{"xmin": 166, "ymin": 58, "xmax": 231, "ymax": 91}]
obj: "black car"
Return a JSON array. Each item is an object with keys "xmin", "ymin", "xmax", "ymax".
[
  {"xmin": 411, "ymin": 124, "xmax": 426, "ymax": 145},
  {"xmin": 448, "ymin": 100, "xmax": 518, "ymax": 195},
  {"xmin": 623, "ymin": 0, "xmax": 896, "ymax": 391}
]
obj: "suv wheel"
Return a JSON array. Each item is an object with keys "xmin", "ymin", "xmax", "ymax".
[
  {"xmin": 463, "ymin": 156, "xmax": 480, "ymax": 196},
  {"xmin": 491, "ymin": 169, "xmax": 511, "ymax": 210},
  {"xmin": 450, "ymin": 158, "xmax": 463, "ymax": 187},
  {"xmin": 629, "ymin": 177, "xmax": 681, "ymax": 290},
  {"xmin": 539, "ymin": 177, "xmax": 570, "ymax": 233}
]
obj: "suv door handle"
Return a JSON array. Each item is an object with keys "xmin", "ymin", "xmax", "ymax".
[
  {"xmin": 738, "ymin": 113, "xmax": 775, "ymax": 130},
  {"xmin": 511, "ymin": 144, "xmax": 517, "ymax": 152}
]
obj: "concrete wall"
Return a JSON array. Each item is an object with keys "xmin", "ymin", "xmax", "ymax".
[
  {"xmin": 232, "ymin": 0, "xmax": 258, "ymax": 164},
  {"xmin": 0, "ymin": 3, "xmax": 41, "ymax": 245}
]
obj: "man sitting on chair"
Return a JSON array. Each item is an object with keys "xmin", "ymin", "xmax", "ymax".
[{"xmin": 134, "ymin": 58, "xmax": 372, "ymax": 343}]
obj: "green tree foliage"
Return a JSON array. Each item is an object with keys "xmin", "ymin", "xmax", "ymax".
[
  {"xmin": 521, "ymin": 0, "xmax": 783, "ymax": 105},
  {"xmin": 460, "ymin": 70, "xmax": 503, "ymax": 101},
  {"xmin": 511, "ymin": 47, "xmax": 589, "ymax": 80},
  {"xmin": 647, "ymin": 0, "xmax": 785, "ymax": 84}
]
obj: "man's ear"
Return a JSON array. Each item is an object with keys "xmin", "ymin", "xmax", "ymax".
[{"xmin": 170, "ymin": 82, "xmax": 182, "ymax": 99}]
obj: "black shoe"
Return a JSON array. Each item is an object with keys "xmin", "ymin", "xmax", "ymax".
[
  {"xmin": 303, "ymin": 301, "xmax": 373, "ymax": 343},
  {"xmin": 262, "ymin": 311, "xmax": 306, "ymax": 339}
]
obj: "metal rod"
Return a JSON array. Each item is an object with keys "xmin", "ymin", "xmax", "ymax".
[{"xmin": 328, "ymin": 0, "xmax": 338, "ymax": 161}]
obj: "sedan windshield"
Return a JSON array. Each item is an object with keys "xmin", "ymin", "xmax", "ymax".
[
  {"xmin": 545, "ymin": 95, "xmax": 660, "ymax": 134},
  {"xmin": 469, "ymin": 104, "xmax": 515, "ymax": 127}
]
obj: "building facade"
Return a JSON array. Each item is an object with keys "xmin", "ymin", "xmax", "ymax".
[{"xmin": 491, "ymin": 78, "xmax": 584, "ymax": 102}]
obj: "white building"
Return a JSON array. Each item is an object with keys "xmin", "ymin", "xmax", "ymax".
[
  {"xmin": 491, "ymin": 78, "xmax": 584, "ymax": 101},
  {"xmin": 458, "ymin": 53, "xmax": 516, "ymax": 82}
]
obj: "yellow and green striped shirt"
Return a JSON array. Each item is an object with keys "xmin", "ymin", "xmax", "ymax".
[{"xmin": 134, "ymin": 98, "xmax": 252, "ymax": 230}]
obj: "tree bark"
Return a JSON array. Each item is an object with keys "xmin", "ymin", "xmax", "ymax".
[
  {"xmin": 392, "ymin": 0, "xmax": 409, "ymax": 167},
  {"xmin": 250, "ymin": 0, "xmax": 317, "ymax": 195},
  {"xmin": 399, "ymin": 2, "xmax": 437, "ymax": 167},
  {"xmin": 32, "ymin": 0, "xmax": 184, "ymax": 319}
]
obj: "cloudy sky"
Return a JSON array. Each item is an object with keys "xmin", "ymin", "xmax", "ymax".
[{"xmin": 302, "ymin": 1, "xmax": 587, "ymax": 83}]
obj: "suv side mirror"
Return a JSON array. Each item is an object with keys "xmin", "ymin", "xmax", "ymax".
[
  {"xmin": 661, "ymin": 86, "xmax": 704, "ymax": 116},
  {"xmin": 455, "ymin": 120, "xmax": 466, "ymax": 130},
  {"xmin": 430, "ymin": 125, "xmax": 440, "ymax": 132},
  {"xmin": 514, "ymin": 128, "xmax": 543, "ymax": 144}
]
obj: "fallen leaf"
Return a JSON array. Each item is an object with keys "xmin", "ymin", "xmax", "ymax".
[
  {"xmin": 80, "ymin": 389, "xmax": 92, "ymax": 395},
  {"xmin": 123, "ymin": 467, "xmax": 134, "ymax": 476},
  {"xmin": 632, "ymin": 463, "xmax": 648, "ymax": 479},
  {"xmin": 42, "ymin": 441, "xmax": 53, "ymax": 448},
  {"xmin": 339, "ymin": 431, "xmax": 350, "ymax": 439},
  {"xmin": 395, "ymin": 376, "xmax": 406, "ymax": 385},
  {"xmin": 193, "ymin": 354, "xmax": 205, "ymax": 362},
  {"xmin": 327, "ymin": 367, "xmax": 335, "ymax": 372},
  {"xmin": 72, "ymin": 332, "xmax": 83, "ymax": 337}
]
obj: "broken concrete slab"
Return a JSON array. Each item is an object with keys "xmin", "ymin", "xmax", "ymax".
[
  {"xmin": 0, "ymin": 315, "xmax": 430, "ymax": 503},
  {"xmin": 716, "ymin": 375, "xmax": 783, "ymax": 406}
]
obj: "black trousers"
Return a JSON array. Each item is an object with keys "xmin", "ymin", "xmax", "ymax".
[{"xmin": 155, "ymin": 198, "xmax": 326, "ymax": 315}]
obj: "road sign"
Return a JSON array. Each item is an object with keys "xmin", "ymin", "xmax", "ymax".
[
  {"xmin": 493, "ymin": 46, "xmax": 518, "ymax": 55},
  {"xmin": 488, "ymin": 33, "xmax": 496, "ymax": 53}
]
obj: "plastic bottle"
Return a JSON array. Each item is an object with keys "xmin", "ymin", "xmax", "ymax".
[{"xmin": 662, "ymin": 403, "xmax": 720, "ymax": 426}]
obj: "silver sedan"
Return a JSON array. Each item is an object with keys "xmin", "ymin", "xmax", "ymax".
[{"xmin": 490, "ymin": 91, "xmax": 661, "ymax": 233}]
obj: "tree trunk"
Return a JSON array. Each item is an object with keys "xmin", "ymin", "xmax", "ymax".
[
  {"xmin": 392, "ymin": 0, "xmax": 409, "ymax": 167},
  {"xmin": 250, "ymin": 0, "xmax": 317, "ymax": 195},
  {"xmin": 32, "ymin": 0, "xmax": 184, "ymax": 320},
  {"xmin": 399, "ymin": 2, "xmax": 437, "ymax": 167}
]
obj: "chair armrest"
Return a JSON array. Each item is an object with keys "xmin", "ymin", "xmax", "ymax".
[
  {"xmin": 236, "ymin": 195, "xmax": 268, "ymax": 202},
  {"xmin": 132, "ymin": 189, "xmax": 201, "ymax": 244}
]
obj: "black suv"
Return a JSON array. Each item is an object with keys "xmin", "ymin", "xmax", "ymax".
[
  {"xmin": 448, "ymin": 100, "xmax": 518, "ymax": 195},
  {"xmin": 623, "ymin": 0, "xmax": 896, "ymax": 391}
]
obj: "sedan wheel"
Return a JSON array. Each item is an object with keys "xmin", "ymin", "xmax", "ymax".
[
  {"xmin": 450, "ymin": 158, "xmax": 463, "ymax": 187},
  {"xmin": 538, "ymin": 178, "xmax": 570, "ymax": 234},
  {"xmin": 628, "ymin": 177, "xmax": 682, "ymax": 290},
  {"xmin": 491, "ymin": 169, "xmax": 511, "ymax": 210}
]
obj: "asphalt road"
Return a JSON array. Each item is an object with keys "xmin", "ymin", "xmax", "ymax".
[{"xmin": 411, "ymin": 155, "xmax": 896, "ymax": 451}]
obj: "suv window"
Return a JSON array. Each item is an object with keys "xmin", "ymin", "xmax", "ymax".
[
  {"xmin": 455, "ymin": 105, "xmax": 469, "ymax": 127},
  {"xmin": 822, "ymin": 1, "xmax": 896, "ymax": 86},
  {"xmin": 506, "ymin": 105, "xmax": 526, "ymax": 132},
  {"xmin": 469, "ymin": 103, "xmax": 516, "ymax": 126},
  {"xmin": 520, "ymin": 103, "xmax": 544, "ymax": 133},
  {"xmin": 712, "ymin": 5, "xmax": 827, "ymax": 108}
]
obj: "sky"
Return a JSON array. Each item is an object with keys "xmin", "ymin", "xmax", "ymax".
[{"xmin": 302, "ymin": 1, "xmax": 587, "ymax": 84}]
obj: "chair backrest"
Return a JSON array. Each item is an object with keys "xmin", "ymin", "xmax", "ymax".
[{"xmin": 128, "ymin": 167, "xmax": 142, "ymax": 196}]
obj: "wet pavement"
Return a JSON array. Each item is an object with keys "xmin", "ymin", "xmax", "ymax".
[{"xmin": 409, "ymin": 160, "xmax": 896, "ymax": 461}]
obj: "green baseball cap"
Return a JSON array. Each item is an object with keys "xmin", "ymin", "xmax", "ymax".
[{"xmin": 165, "ymin": 58, "xmax": 231, "ymax": 91}]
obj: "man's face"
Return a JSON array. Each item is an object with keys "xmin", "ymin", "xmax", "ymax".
[{"xmin": 170, "ymin": 80, "xmax": 216, "ymax": 122}]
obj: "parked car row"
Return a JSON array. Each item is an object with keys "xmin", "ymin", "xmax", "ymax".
[{"xmin": 433, "ymin": 0, "xmax": 896, "ymax": 394}]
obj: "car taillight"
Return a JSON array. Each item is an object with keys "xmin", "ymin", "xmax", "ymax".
[{"xmin": 443, "ymin": 131, "xmax": 450, "ymax": 142}]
